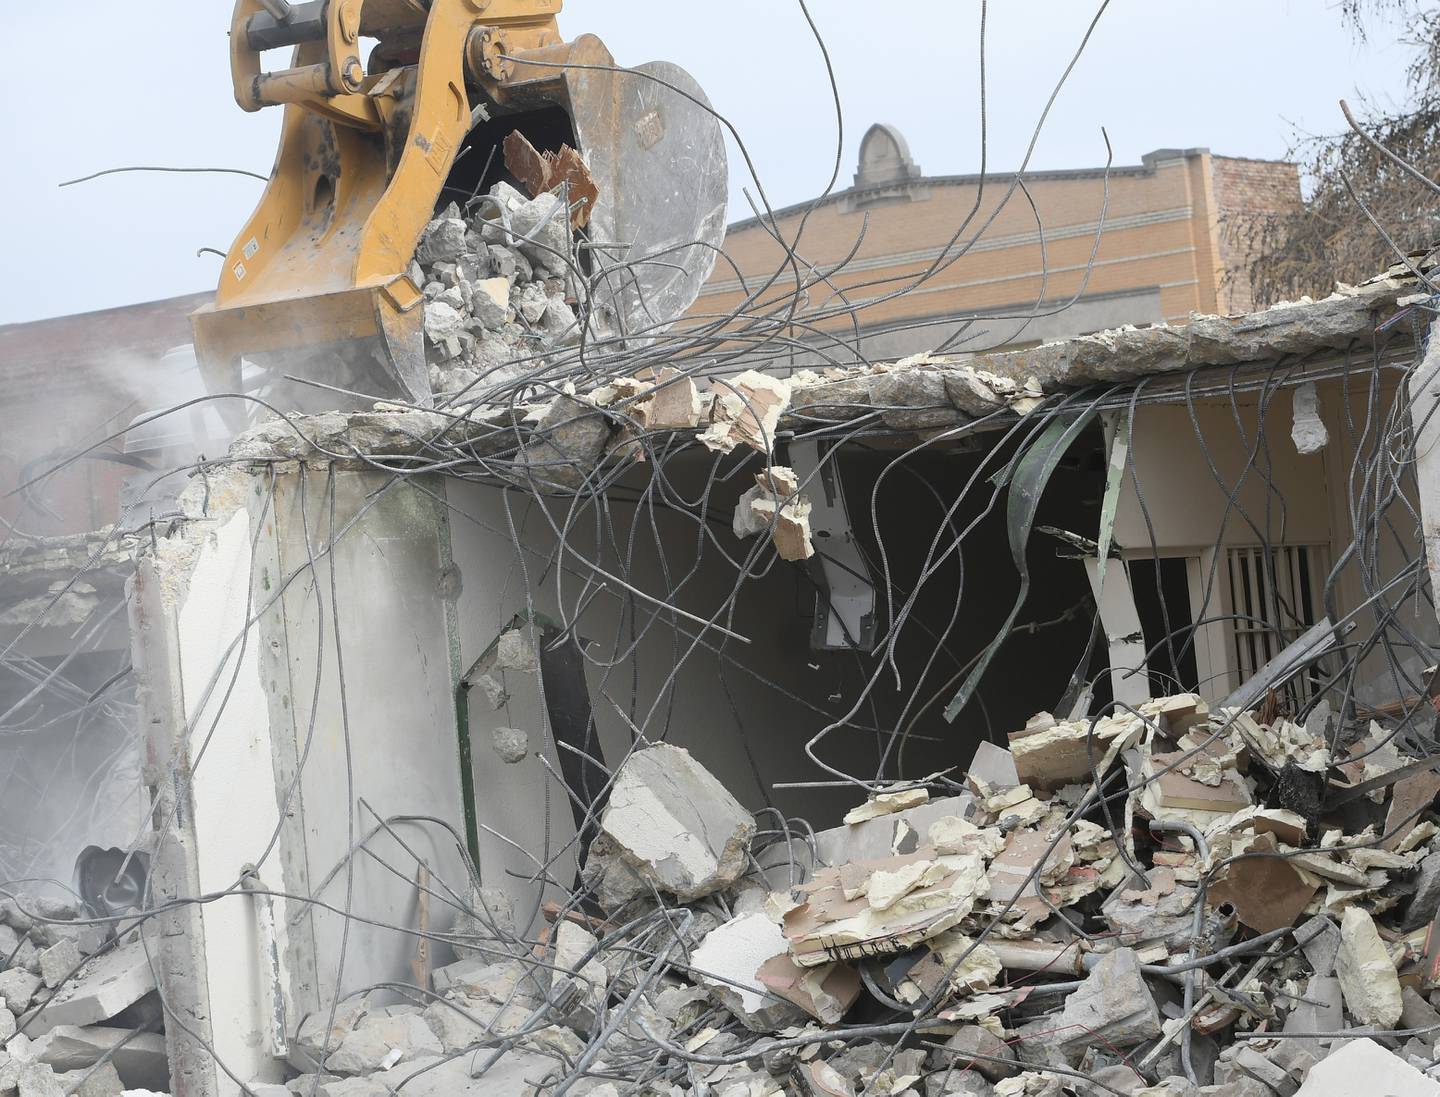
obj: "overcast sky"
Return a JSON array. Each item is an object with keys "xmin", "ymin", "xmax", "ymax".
[{"xmin": 0, "ymin": 1, "xmax": 1420, "ymax": 325}]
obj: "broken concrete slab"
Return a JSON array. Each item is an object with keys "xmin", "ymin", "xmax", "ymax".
[
  {"xmin": 925, "ymin": 1066, "xmax": 996, "ymax": 1096},
  {"xmin": 510, "ymin": 395, "xmax": 612, "ymax": 492},
  {"xmin": 783, "ymin": 850, "xmax": 989, "ymax": 967},
  {"xmin": 755, "ymin": 951, "xmax": 860, "ymax": 1025},
  {"xmin": 325, "ymin": 1013, "xmax": 443, "ymax": 1075},
  {"xmin": 31, "ymin": 1025, "xmax": 170, "ymax": 1091},
  {"xmin": 1008, "ymin": 713, "xmax": 1143, "ymax": 791},
  {"xmin": 592, "ymin": 743, "xmax": 754, "ymax": 902},
  {"xmin": 20, "ymin": 939, "xmax": 157, "ymax": 1036},
  {"xmin": 1297, "ymin": 915, "xmax": 1342, "ymax": 976},
  {"xmin": 1294, "ymin": 1037, "xmax": 1440, "ymax": 1095},
  {"xmin": 869, "ymin": 369, "xmax": 968, "ymax": 432},
  {"xmin": 1024, "ymin": 948, "xmax": 1163, "ymax": 1065},
  {"xmin": 690, "ymin": 913, "xmax": 808, "ymax": 1033},
  {"xmin": 968, "ymin": 742, "xmax": 1020, "ymax": 790},
  {"xmin": 1405, "ymin": 850, "xmax": 1440, "ymax": 932},
  {"xmin": 1284, "ymin": 976, "xmax": 1343, "ymax": 1035},
  {"xmin": 36, "ymin": 941, "xmax": 81, "ymax": 991},
  {"xmin": 1336, "ymin": 906, "xmax": 1403, "ymax": 1028},
  {"xmin": 700, "ymin": 370, "xmax": 792, "ymax": 455},
  {"xmin": 54, "ymin": 1061, "xmax": 123, "ymax": 1097},
  {"xmin": 941, "ymin": 1026, "xmax": 1020, "ymax": 1082},
  {"xmin": 11, "ymin": 1060, "xmax": 64, "ymax": 1097},
  {"xmin": 0, "ymin": 971, "xmax": 41, "ymax": 1014},
  {"xmin": 1226, "ymin": 1045, "xmax": 1296, "ymax": 1096}
]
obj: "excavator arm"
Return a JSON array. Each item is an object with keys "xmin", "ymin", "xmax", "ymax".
[{"xmin": 193, "ymin": 0, "xmax": 727, "ymax": 420}]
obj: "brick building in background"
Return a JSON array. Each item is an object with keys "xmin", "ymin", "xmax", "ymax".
[{"xmin": 695, "ymin": 124, "xmax": 1302, "ymax": 364}]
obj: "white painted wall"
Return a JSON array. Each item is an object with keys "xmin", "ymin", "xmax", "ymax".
[
  {"xmin": 177, "ymin": 506, "xmax": 286, "ymax": 1093},
  {"xmin": 1114, "ymin": 381, "xmax": 1435, "ymax": 700},
  {"xmin": 265, "ymin": 471, "xmax": 468, "ymax": 1009}
]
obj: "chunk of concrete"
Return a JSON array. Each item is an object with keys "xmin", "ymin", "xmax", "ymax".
[
  {"xmin": 941, "ymin": 1026, "xmax": 1019, "ymax": 1082},
  {"xmin": 548, "ymin": 921, "xmax": 607, "ymax": 1034},
  {"xmin": 1291, "ymin": 382, "xmax": 1329, "ymax": 455},
  {"xmin": 944, "ymin": 369, "xmax": 1014, "ymax": 417},
  {"xmin": 1229, "ymin": 1045, "xmax": 1296, "ymax": 1096},
  {"xmin": 416, "ymin": 216, "xmax": 469, "ymax": 265},
  {"xmin": 469, "ymin": 277, "xmax": 511, "ymax": 329},
  {"xmin": 376, "ymin": 1049, "xmax": 562, "ymax": 1097},
  {"xmin": 1040, "ymin": 948, "xmax": 1163, "ymax": 1063},
  {"xmin": 450, "ymin": 885, "xmax": 524, "ymax": 963},
  {"xmin": 776, "ymin": 793, "xmax": 973, "ymax": 874},
  {"xmin": 289, "ymin": 1004, "xmax": 366, "ymax": 1073},
  {"xmin": 54, "ymin": 1061, "xmax": 123, "ymax": 1097},
  {"xmin": 422, "ymin": 995, "xmax": 531, "ymax": 1053},
  {"xmin": 690, "ymin": 913, "xmax": 807, "ymax": 1033},
  {"xmin": 32, "ymin": 1025, "xmax": 170, "ymax": 1091},
  {"xmin": 20, "ymin": 940, "xmax": 157, "ymax": 1036},
  {"xmin": 968, "ymin": 742, "xmax": 1020, "ymax": 789},
  {"xmin": 432, "ymin": 957, "xmax": 545, "ymax": 1005},
  {"xmin": 593, "ymin": 744, "xmax": 754, "ymax": 902},
  {"xmin": 325, "ymin": 1013, "xmax": 443, "ymax": 1075},
  {"xmin": 1297, "ymin": 915, "xmax": 1342, "ymax": 976},
  {"xmin": 1405, "ymin": 850, "xmax": 1440, "ymax": 932},
  {"xmin": 512, "ymin": 394, "xmax": 611, "ymax": 491},
  {"xmin": 1336, "ymin": 906, "xmax": 1403, "ymax": 1028},
  {"xmin": 490, "ymin": 726, "xmax": 529, "ymax": 764},
  {"xmin": 314, "ymin": 1078, "xmax": 390, "ymax": 1097},
  {"xmin": 37, "ymin": 941, "xmax": 82, "ymax": 991},
  {"xmin": 0, "ymin": 971, "xmax": 41, "ymax": 1014},
  {"xmin": 1294, "ymin": 1037, "xmax": 1440, "ymax": 1095},
  {"xmin": 1199, "ymin": 1082, "xmax": 1281, "ymax": 1097},
  {"xmin": 869, "ymin": 370, "xmax": 965, "ymax": 431},
  {"xmin": 422, "ymin": 300, "xmax": 465, "ymax": 344},
  {"xmin": 925, "ymin": 1067, "xmax": 996, "ymax": 1096},
  {"xmin": 1284, "ymin": 976, "xmax": 1343, "ymax": 1035},
  {"xmin": 13, "ymin": 1060, "xmax": 63, "ymax": 1097}
]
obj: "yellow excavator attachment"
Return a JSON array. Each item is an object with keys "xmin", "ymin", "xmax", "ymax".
[{"xmin": 193, "ymin": 0, "xmax": 728, "ymax": 420}]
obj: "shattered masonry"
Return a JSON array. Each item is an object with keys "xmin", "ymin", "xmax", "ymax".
[{"xmin": 9, "ymin": 138, "xmax": 1440, "ymax": 1097}]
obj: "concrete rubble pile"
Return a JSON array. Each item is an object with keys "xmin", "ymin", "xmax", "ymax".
[
  {"xmin": 413, "ymin": 180, "xmax": 594, "ymax": 400},
  {"xmin": 0, "ymin": 894, "xmax": 168, "ymax": 1097},
  {"xmin": 230, "ymin": 689, "xmax": 1440, "ymax": 1096}
]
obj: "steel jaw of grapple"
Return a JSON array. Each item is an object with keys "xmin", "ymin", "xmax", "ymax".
[{"xmin": 193, "ymin": 0, "xmax": 728, "ymax": 428}]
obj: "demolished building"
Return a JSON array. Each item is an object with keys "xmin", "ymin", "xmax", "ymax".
[
  {"xmin": 7, "ymin": 123, "xmax": 1440, "ymax": 1097},
  {"xmin": 0, "ymin": 234, "xmax": 1433, "ymax": 1097}
]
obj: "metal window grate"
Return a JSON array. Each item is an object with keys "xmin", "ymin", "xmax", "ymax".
[{"xmin": 1226, "ymin": 544, "xmax": 1332, "ymax": 703}]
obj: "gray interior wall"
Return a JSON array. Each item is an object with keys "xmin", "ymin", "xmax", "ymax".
[
  {"xmin": 264, "ymin": 469, "xmax": 469, "ymax": 1009},
  {"xmin": 443, "ymin": 438, "xmax": 1105, "ymax": 872}
]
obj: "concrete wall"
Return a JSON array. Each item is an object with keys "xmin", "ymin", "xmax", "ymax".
[
  {"xmin": 133, "ymin": 466, "xmax": 469, "ymax": 1097},
  {"xmin": 1112, "ymin": 375, "xmax": 1435, "ymax": 699}
]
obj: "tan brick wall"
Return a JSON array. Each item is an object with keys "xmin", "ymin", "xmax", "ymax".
[
  {"xmin": 694, "ymin": 150, "xmax": 1302, "ymax": 347},
  {"xmin": 1211, "ymin": 156, "xmax": 1303, "ymax": 314}
]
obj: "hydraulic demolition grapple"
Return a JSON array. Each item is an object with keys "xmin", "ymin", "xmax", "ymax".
[{"xmin": 193, "ymin": 0, "xmax": 726, "ymax": 417}]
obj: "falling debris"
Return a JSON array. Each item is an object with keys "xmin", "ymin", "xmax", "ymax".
[
  {"xmin": 1291, "ymin": 380, "xmax": 1330, "ymax": 454},
  {"xmin": 502, "ymin": 130, "xmax": 601, "ymax": 229},
  {"xmin": 699, "ymin": 370, "xmax": 793, "ymax": 454},
  {"xmin": 733, "ymin": 466, "xmax": 816, "ymax": 561}
]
